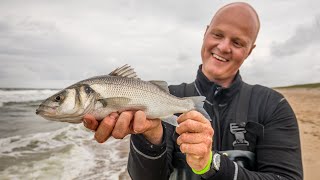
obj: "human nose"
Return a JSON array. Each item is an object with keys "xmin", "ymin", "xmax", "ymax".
[{"xmin": 217, "ymin": 39, "xmax": 231, "ymax": 53}]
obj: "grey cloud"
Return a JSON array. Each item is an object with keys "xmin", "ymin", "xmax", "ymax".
[
  {"xmin": 0, "ymin": 18, "xmax": 64, "ymax": 57},
  {"xmin": 0, "ymin": 21, "xmax": 10, "ymax": 33},
  {"xmin": 241, "ymin": 48, "xmax": 320, "ymax": 87},
  {"xmin": 177, "ymin": 53, "xmax": 192, "ymax": 62},
  {"xmin": 271, "ymin": 15, "xmax": 320, "ymax": 57},
  {"xmin": 0, "ymin": 1, "xmax": 319, "ymax": 88}
]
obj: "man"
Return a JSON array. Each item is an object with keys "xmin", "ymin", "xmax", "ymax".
[{"xmin": 83, "ymin": 2, "xmax": 303, "ymax": 180}]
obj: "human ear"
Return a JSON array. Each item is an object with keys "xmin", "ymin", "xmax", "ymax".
[{"xmin": 203, "ymin": 25, "xmax": 209, "ymax": 40}]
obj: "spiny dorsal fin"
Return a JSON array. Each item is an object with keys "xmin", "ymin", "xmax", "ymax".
[
  {"xmin": 149, "ymin": 80, "xmax": 170, "ymax": 92},
  {"xmin": 109, "ymin": 64, "xmax": 140, "ymax": 79}
]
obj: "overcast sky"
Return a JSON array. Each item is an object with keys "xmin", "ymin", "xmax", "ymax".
[{"xmin": 0, "ymin": 0, "xmax": 319, "ymax": 89}]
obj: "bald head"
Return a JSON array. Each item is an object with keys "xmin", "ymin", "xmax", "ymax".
[{"xmin": 210, "ymin": 2, "xmax": 260, "ymax": 44}]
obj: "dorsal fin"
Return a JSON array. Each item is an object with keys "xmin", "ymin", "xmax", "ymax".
[
  {"xmin": 109, "ymin": 64, "xmax": 140, "ymax": 79},
  {"xmin": 149, "ymin": 80, "xmax": 169, "ymax": 92}
]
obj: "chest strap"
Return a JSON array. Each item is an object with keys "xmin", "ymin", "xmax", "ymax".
[{"xmin": 230, "ymin": 83, "xmax": 252, "ymax": 150}]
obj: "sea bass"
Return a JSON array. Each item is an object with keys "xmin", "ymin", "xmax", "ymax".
[{"xmin": 36, "ymin": 65, "xmax": 208, "ymax": 126}]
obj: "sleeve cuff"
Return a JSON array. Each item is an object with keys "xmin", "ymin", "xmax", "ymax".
[
  {"xmin": 130, "ymin": 123, "xmax": 167, "ymax": 158},
  {"xmin": 209, "ymin": 155, "xmax": 237, "ymax": 179}
]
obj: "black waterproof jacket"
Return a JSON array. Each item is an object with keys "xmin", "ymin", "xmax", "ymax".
[{"xmin": 128, "ymin": 67, "xmax": 303, "ymax": 180}]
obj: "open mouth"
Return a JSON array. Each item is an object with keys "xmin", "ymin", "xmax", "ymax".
[{"xmin": 212, "ymin": 53, "xmax": 228, "ymax": 62}]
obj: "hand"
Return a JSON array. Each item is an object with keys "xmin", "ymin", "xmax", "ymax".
[
  {"xmin": 176, "ymin": 110, "xmax": 214, "ymax": 171},
  {"xmin": 83, "ymin": 110, "xmax": 163, "ymax": 145}
]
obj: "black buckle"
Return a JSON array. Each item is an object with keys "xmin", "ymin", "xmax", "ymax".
[{"xmin": 230, "ymin": 123, "xmax": 249, "ymax": 147}]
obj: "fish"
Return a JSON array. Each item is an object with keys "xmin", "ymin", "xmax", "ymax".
[{"xmin": 36, "ymin": 64, "xmax": 209, "ymax": 126}]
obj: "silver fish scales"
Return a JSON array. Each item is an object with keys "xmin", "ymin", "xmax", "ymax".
[{"xmin": 36, "ymin": 64, "xmax": 207, "ymax": 126}]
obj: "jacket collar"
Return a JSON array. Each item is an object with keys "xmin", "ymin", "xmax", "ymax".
[{"xmin": 195, "ymin": 65, "xmax": 243, "ymax": 104}]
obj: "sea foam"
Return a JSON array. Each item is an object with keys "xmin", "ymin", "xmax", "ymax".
[{"xmin": 0, "ymin": 124, "xmax": 130, "ymax": 180}]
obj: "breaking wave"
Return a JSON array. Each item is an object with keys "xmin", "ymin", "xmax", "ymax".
[
  {"xmin": 0, "ymin": 124, "xmax": 130, "ymax": 180},
  {"xmin": 0, "ymin": 88, "xmax": 131, "ymax": 179},
  {"xmin": 0, "ymin": 89, "xmax": 59, "ymax": 107}
]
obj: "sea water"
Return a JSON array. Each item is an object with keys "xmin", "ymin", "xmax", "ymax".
[{"xmin": 0, "ymin": 89, "xmax": 130, "ymax": 180}]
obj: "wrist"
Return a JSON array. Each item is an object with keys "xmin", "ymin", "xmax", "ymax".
[
  {"xmin": 142, "ymin": 123, "xmax": 163, "ymax": 145},
  {"xmin": 200, "ymin": 151, "xmax": 221, "ymax": 179},
  {"xmin": 192, "ymin": 151, "xmax": 213, "ymax": 175}
]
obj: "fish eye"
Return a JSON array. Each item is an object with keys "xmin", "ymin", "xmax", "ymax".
[
  {"xmin": 85, "ymin": 86, "xmax": 93, "ymax": 94},
  {"xmin": 55, "ymin": 95, "xmax": 61, "ymax": 102}
]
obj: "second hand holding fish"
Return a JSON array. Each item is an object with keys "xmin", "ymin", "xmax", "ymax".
[{"xmin": 176, "ymin": 110, "xmax": 214, "ymax": 171}]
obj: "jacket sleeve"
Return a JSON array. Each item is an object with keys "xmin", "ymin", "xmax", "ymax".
[
  {"xmin": 127, "ymin": 123, "xmax": 175, "ymax": 180},
  {"xmin": 208, "ymin": 91, "xmax": 303, "ymax": 180}
]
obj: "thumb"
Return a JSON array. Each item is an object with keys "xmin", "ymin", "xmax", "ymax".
[
  {"xmin": 83, "ymin": 114, "xmax": 98, "ymax": 131},
  {"xmin": 133, "ymin": 111, "xmax": 148, "ymax": 133}
]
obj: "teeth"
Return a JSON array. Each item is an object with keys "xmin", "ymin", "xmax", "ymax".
[{"xmin": 213, "ymin": 54, "xmax": 228, "ymax": 62}]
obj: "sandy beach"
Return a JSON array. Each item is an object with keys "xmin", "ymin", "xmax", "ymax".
[{"xmin": 276, "ymin": 87, "xmax": 320, "ymax": 180}]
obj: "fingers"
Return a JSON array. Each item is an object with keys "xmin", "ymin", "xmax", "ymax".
[
  {"xmin": 176, "ymin": 119, "xmax": 207, "ymax": 135},
  {"xmin": 84, "ymin": 110, "xmax": 163, "ymax": 145},
  {"xmin": 177, "ymin": 132, "xmax": 213, "ymax": 146},
  {"xmin": 176, "ymin": 119, "xmax": 213, "ymax": 156},
  {"xmin": 177, "ymin": 110, "xmax": 207, "ymax": 124},
  {"xmin": 133, "ymin": 111, "xmax": 160, "ymax": 133},
  {"xmin": 112, "ymin": 111, "xmax": 134, "ymax": 139},
  {"xmin": 180, "ymin": 141, "xmax": 213, "ymax": 171},
  {"xmin": 95, "ymin": 113, "xmax": 119, "ymax": 143},
  {"xmin": 176, "ymin": 110, "xmax": 213, "ymax": 137},
  {"xmin": 132, "ymin": 110, "xmax": 148, "ymax": 133},
  {"xmin": 133, "ymin": 111, "xmax": 163, "ymax": 145},
  {"xmin": 83, "ymin": 114, "xmax": 99, "ymax": 130},
  {"xmin": 179, "ymin": 142, "xmax": 211, "ymax": 156}
]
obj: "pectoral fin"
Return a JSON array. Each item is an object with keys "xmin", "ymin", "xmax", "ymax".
[
  {"xmin": 99, "ymin": 97, "xmax": 148, "ymax": 112},
  {"xmin": 99, "ymin": 97, "xmax": 131, "ymax": 108}
]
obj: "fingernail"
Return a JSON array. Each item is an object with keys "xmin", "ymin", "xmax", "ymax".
[
  {"xmin": 134, "ymin": 126, "xmax": 142, "ymax": 134},
  {"xmin": 109, "ymin": 113, "xmax": 119, "ymax": 120}
]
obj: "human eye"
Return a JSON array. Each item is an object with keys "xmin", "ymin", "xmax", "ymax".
[
  {"xmin": 211, "ymin": 31, "xmax": 223, "ymax": 38},
  {"xmin": 233, "ymin": 40, "xmax": 245, "ymax": 48}
]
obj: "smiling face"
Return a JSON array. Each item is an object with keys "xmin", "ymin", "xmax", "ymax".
[{"xmin": 201, "ymin": 3, "xmax": 260, "ymax": 87}]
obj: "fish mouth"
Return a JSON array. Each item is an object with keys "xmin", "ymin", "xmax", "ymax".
[
  {"xmin": 36, "ymin": 104, "xmax": 86, "ymax": 123},
  {"xmin": 35, "ymin": 109, "xmax": 54, "ymax": 117},
  {"xmin": 35, "ymin": 109, "xmax": 41, "ymax": 115},
  {"xmin": 36, "ymin": 108, "xmax": 82, "ymax": 123},
  {"xmin": 35, "ymin": 105, "xmax": 58, "ymax": 116}
]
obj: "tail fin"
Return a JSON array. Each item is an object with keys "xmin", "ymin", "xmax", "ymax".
[{"xmin": 186, "ymin": 96, "xmax": 212, "ymax": 122}]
